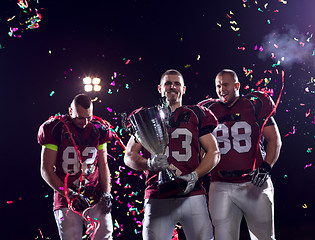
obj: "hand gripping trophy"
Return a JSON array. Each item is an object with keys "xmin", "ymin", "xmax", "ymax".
[{"xmin": 123, "ymin": 100, "xmax": 186, "ymax": 197}]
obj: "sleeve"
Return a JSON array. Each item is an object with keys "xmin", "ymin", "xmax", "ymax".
[
  {"xmin": 37, "ymin": 118, "xmax": 61, "ymax": 151},
  {"xmin": 245, "ymin": 91, "xmax": 276, "ymax": 126},
  {"xmin": 193, "ymin": 105, "xmax": 218, "ymax": 137},
  {"xmin": 91, "ymin": 120, "xmax": 113, "ymax": 150}
]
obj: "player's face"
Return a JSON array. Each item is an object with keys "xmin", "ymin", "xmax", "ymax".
[
  {"xmin": 215, "ymin": 73, "xmax": 240, "ymax": 107},
  {"xmin": 158, "ymin": 74, "xmax": 186, "ymax": 105},
  {"xmin": 69, "ymin": 104, "xmax": 93, "ymax": 129}
]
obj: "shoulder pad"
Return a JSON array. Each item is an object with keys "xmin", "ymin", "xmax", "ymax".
[
  {"xmin": 244, "ymin": 91, "xmax": 275, "ymax": 119},
  {"xmin": 198, "ymin": 98, "xmax": 219, "ymax": 108}
]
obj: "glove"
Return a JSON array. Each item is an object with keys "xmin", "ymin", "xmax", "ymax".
[
  {"xmin": 177, "ymin": 171, "xmax": 198, "ymax": 195},
  {"xmin": 98, "ymin": 192, "xmax": 113, "ymax": 214},
  {"xmin": 250, "ymin": 161, "xmax": 272, "ymax": 187},
  {"xmin": 147, "ymin": 154, "xmax": 169, "ymax": 171},
  {"xmin": 68, "ymin": 189, "xmax": 91, "ymax": 212}
]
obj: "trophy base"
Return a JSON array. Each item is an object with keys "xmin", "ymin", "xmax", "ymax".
[{"xmin": 158, "ymin": 178, "xmax": 187, "ymax": 198}]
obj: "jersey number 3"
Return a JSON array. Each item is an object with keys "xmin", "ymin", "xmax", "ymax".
[
  {"xmin": 213, "ymin": 121, "xmax": 252, "ymax": 154},
  {"xmin": 165, "ymin": 128, "xmax": 192, "ymax": 162}
]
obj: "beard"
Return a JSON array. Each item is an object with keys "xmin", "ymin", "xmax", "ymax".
[{"xmin": 166, "ymin": 92, "xmax": 179, "ymax": 105}]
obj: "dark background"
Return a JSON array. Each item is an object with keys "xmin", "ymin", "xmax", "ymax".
[{"xmin": 1, "ymin": 0, "xmax": 315, "ymax": 239}]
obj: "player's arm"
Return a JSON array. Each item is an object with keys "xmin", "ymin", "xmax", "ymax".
[
  {"xmin": 124, "ymin": 135, "xmax": 149, "ymax": 171},
  {"xmin": 251, "ymin": 119, "xmax": 282, "ymax": 187},
  {"xmin": 124, "ymin": 135, "xmax": 169, "ymax": 171},
  {"xmin": 40, "ymin": 146, "xmax": 68, "ymax": 196},
  {"xmin": 262, "ymin": 121, "xmax": 282, "ymax": 167},
  {"xmin": 98, "ymin": 144, "xmax": 111, "ymax": 193},
  {"xmin": 195, "ymin": 133, "xmax": 220, "ymax": 178},
  {"xmin": 177, "ymin": 132, "xmax": 220, "ymax": 194},
  {"xmin": 97, "ymin": 143, "xmax": 114, "ymax": 214}
]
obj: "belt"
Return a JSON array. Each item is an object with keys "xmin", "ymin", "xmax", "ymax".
[{"xmin": 218, "ymin": 169, "xmax": 252, "ymax": 177}]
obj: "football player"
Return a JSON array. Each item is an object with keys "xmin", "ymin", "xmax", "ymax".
[
  {"xmin": 38, "ymin": 94, "xmax": 113, "ymax": 240},
  {"xmin": 199, "ymin": 69, "xmax": 282, "ymax": 240},
  {"xmin": 124, "ymin": 69, "xmax": 220, "ymax": 240}
]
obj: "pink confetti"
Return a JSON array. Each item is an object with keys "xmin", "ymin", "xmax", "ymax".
[
  {"xmin": 38, "ymin": 228, "xmax": 44, "ymax": 239},
  {"xmin": 284, "ymin": 126, "xmax": 296, "ymax": 137},
  {"xmin": 304, "ymin": 164, "xmax": 312, "ymax": 169},
  {"xmin": 256, "ymin": 79, "xmax": 264, "ymax": 86},
  {"xmin": 305, "ymin": 109, "xmax": 311, "ymax": 117}
]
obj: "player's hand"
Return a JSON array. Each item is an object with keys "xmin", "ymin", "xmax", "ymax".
[
  {"xmin": 68, "ymin": 189, "xmax": 91, "ymax": 212},
  {"xmin": 250, "ymin": 161, "xmax": 272, "ymax": 187},
  {"xmin": 177, "ymin": 171, "xmax": 198, "ymax": 194},
  {"xmin": 98, "ymin": 192, "xmax": 113, "ymax": 214},
  {"xmin": 147, "ymin": 154, "xmax": 169, "ymax": 171}
]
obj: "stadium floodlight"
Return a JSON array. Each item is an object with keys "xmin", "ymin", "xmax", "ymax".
[
  {"xmin": 84, "ymin": 84, "xmax": 93, "ymax": 92},
  {"xmin": 92, "ymin": 77, "xmax": 101, "ymax": 85},
  {"xmin": 83, "ymin": 77, "xmax": 92, "ymax": 85},
  {"xmin": 83, "ymin": 76, "xmax": 102, "ymax": 92},
  {"xmin": 94, "ymin": 85, "xmax": 102, "ymax": 92}
]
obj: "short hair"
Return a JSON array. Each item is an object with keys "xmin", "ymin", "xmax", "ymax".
[
  {"xmin": 216, "ymin": 69, "xmax": 239, "ymax": 83},
  {"xmin": 160, "ymin": 69, "xmax": 184, "ymax": 85},
  {"xmin": 71, "ymin": 94, "xmax": 92, "ymax": 109}
]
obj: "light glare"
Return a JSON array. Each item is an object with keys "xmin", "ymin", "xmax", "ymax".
[
  {"xmin": 94, "ymin": 85, "xmax": 102, "ymax": 92},
  {"xmin": 83, "ymin": 77, "xmax": 92, "ymax": 85},
  {"xmin": 93, "ymin": 77, "xmax": 101, "ymax": 85},
  {"xmin": 84, "ymin": 85, "xmax": 93, "ymax": 92}
]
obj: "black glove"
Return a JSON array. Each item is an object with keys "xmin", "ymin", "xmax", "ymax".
[
  {"xmin": 250, "ymin": 161, "xmax": 272, "ymax": 187},
  {"xmin": 68, "ymin": 189, "xmax": 91, "ymax": 212},
  {"xmin": 98, "ymin": 192, "xmax": 113, "ymax": 214}
]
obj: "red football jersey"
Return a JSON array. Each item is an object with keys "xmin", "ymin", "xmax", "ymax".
[
  {"xmin": 143, "ymin": 105, "xmax": 218, "ymax": 199},
  {"xmin": 199, "ymin": 91, "xmax": 275, "ymax": 183},
  {"xmin": 37, "ymin": 115, "xmax": 112, "ymax": 210}
]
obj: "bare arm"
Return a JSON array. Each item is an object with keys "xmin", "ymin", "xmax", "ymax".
[
  {"xmin": 98, "ymin": 145, "xmax": 111, "ymax": 193},
  {"xmin": 262, "ymin": 123, "xmax": 282, "ymax": 167},
  {"xmin": 194, "ymin": 133, "xmax": 220, "ymax": 178},
  {"xmin": 124, "ymin": 135, "xmax": 148, "ymax": 171},
  {"xmin": 40, "ymin": 146, "xmax": 67, "ymax": 196}
]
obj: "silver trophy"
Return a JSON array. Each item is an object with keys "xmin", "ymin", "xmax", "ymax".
[{"xmin": 123, "ymin": 105, "xmax": 185, "ymax": 197}]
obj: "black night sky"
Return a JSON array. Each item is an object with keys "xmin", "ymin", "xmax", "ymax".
[{"xmin": 1, "ymin": 0, "xmax": 315, "ymax": 239}]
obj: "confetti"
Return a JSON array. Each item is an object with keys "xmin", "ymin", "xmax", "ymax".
[
  {"xmin": 284, "ymin": 126, "xmax": 296, "ymax": 137},
  {"xmin": 7, "ymin": 0, "xmax": 43, "ymax": 38},
  {"xmin": 304, "ymin": 163, "xmax": 312, "ymax": 169},
  {"xmin": 305, "ymin": 109, "xmax": 311, "ymax": 117}
]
